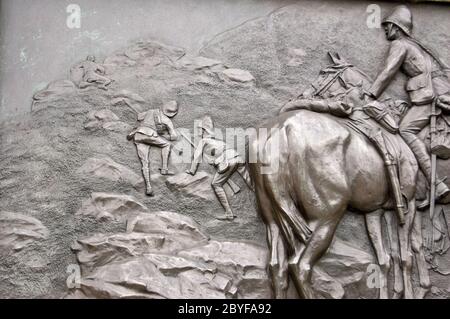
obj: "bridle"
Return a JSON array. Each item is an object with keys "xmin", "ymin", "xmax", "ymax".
[{"xmin": 312, "ymin": 64, "xmax": 353, "ymax": 98}]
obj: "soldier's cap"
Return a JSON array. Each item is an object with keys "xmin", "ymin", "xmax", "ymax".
[
  {"xmin": 382, "ymin": 5, "xmax": 413, "ymax": 36},
  {"xmin": 161, "ymin": 101, "xmax": 179, "ymax": 118}
]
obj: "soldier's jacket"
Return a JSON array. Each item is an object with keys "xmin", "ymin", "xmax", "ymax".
[
  {"xmin": 133, "ymin": 109, "xmax": 177, "ymax": 139},
  {"xmin": 369, "ymin": 37, "xmax": 448, "ymax": 105},
  {"xmin": 80, "ymin": 61, "xmax": 106, "ymax": 81},
  {"xmin": 190, "ymin": 138, "xmax": 241, "ymax": 174}
]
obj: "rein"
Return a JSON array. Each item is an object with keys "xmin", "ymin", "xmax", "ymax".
[{"xmin": 313, "ymin": 64, "xmax": 353, "ymax": 97}]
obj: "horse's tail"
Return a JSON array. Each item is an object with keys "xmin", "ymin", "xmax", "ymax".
[
  {"xmin": 247, "ymin": 125, "xmax": 312, "ymax": 247},
  {"xmin": 265, "ymin": 173, "xmax": 313, "ymax": 245}
]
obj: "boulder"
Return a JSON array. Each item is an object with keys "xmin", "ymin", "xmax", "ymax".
[
  {"xmin": 87, "ymin": 109, "xmax": 119, "ymax": 122},
  {"xmin": 73, "ymin": 211, "xmax": 209, "ymax": 272},
  {"xmin": 314, "ymin": 238, "xmax": 376, "ymax": 299},
  {"xmin": 222, "ymin": 69, "xmax": 255, "ymax": 83},
  {"xmin": 32, "ymin": 80, "xmax": 76, "ymax": 111},
  {"xmin": 179, "ymin": 56, "xmax": 223, "ymax": 70},
  {"xmin": 127, "ymin": 211, "xmax": 209, "ymax": 243},
  {"xmin": 112, "ymin": 90, "xmax": 146, "ymax": 104},
  {"xmin": 76, "ymin": 192, "xmax": 148, "ymax": 222},
  {"xmin": 77, "ymin": 156, "xmax": 143, "ymax": 189},
  {"xmin": 165, "ymin": 172, "xmax": 215, "ymax": 201},
  {"xmin": 178, "ymin": 241, "xmax": 271, "ymax": 299},
  {"xmin": 71, "ymin": 256, "xmax": 233, "ymax": 299},
  {"xmin": 124, "ymin": 41, "xmax": 185, "ymax": 62},
  {"xmin": 0, "ymin": 212, "xmax": 49, "ymax": 251},
  {"xmin": 84, "ymin": 109, "xmax": 130, "ymax": 132}
]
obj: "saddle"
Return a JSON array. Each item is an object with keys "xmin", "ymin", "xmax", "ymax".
[{"xmin": 343, "ymin": 112, "xmax": 418, "ymax": 202}]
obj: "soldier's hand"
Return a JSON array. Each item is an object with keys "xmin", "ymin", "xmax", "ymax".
[
  {"xmin": 169, "ymin": 134, "xmax": 178, "ymax": 142},
  {"xmin": 362, "ymin": 91, "xmax": 376, "ymax": 103},
  {"xmin": 437, "ymin": 94, "xmax": 450, "ymax": 112}
]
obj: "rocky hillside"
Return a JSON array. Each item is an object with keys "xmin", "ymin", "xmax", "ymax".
[{"xmin": 1, "ymin": 4, "xmax": 450, "ymax": 298}]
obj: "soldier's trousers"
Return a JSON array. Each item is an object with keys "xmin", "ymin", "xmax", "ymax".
[{"xmin": 399, "ymin": 104, "xmax": 433, "ymax": 182}]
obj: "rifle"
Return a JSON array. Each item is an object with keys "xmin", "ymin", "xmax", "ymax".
[
  {"xmin": 430, "ymin": 99, "xmax": 438, "ymax": 222},
  {"xmin": 179, "ymin": 130, "xmax": 241, "ymax": 195}
]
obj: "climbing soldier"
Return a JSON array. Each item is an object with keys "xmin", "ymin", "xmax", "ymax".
[
  {"xmin": 127, "ymin": 101, "xmax": 179, "ymax": 196},
  {"xmin": 186, "ymin": 116, "xmax": 253, "ymax": 221}
]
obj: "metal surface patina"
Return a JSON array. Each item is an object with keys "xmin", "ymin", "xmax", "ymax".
[{"xmin": 1, "ymin": 0, "xmax": 450, "ymax": 300}]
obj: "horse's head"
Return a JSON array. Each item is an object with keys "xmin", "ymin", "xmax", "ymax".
[{"xmin": 303, "ymin": 52, "xmax": 373, "ymax": 108}]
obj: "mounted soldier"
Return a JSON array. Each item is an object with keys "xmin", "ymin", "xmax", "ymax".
[
  {"xmin": 127, "ymin": 101, "xmax": 179, "ymax": 196},
  {"xmin": 281, "ymin": 53, "xmax": 410, "ymax": 225},
  {"xmin": 365, "ymin": 5, "xmax": 450, "ymax": 208}
]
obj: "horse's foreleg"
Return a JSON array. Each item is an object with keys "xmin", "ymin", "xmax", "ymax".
[
  {"xmin": 398, "ymin": 198, "xmax": 415, "ymax": 299},
  {"xmin": 366, "ymin": 210, "xmax": 391, "ymax": 299},
  {"xmin": 384, "ymin": 210, "xmax": 403, "ymax": 299},
  {"xmin": 411, "ymin": 209, "xmax": 431, "ymax": 299}
]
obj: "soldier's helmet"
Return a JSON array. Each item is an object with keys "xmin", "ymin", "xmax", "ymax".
[
  {"xmin": 161, "ymin": 101, "xmax": 179, "ymax": 118},
  {"xmin": 382, "ymin": 5, "xmax": 413, "ymax": 36},
  {"xmin": 199, "ymin": 116, "xmax": 214, "ymax": 136}
]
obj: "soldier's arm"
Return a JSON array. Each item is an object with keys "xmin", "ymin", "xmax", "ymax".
[
  {"xmin": 161, "ymin": 116, "xmax": 178, "ymax": 141},
  {"xmin": 368, "ymin": 40, "xmax": 407, "ymax": 99},
  {"xmin": 137, "ymin": 111, "xmax": 148, "ymax": 122},
  {"xmin": 96, "ymin": 64, "xmax": 106, "ymax": 75},
  {"xmin": 187, "ymin": 140, "xmax": 206, "ymax": 175},
  {"xmin": 437, "ymin": 94, "xmax": 450, "ymax": 112}
]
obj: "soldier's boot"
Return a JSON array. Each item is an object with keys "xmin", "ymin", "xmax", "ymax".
[
  {"xmin": 369, "ymin": 130, "xmax": 407, "ymax": 225},
  {"xmin": 417, "ymin": 180, "xmax": 450, "ymax": 210},
  {"xmin": 406, "ymin": 138, "xmax": 450, "ymax": 209},
  {"xmin": 212, "ymin": 184, "xmax": 236, "ymax": 221},
  {"xmin": 142, "ymin": 168, "xmax": 154, "ymax": 197},
  {"xmin": 159, "ymin": 146, "xmax": 175, "ymax": 176}
]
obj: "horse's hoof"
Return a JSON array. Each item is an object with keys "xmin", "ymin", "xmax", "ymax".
[
  {"xmin": 392, "ymin": 291, "xmax": 403, "ymax": 299},
  {"xmin": 146, "ymin": 190, "xmax": 154, "ymax": 197},
  {"xmin": 414, "ymin": 287, "xmax": 430, "ymax": 300}
]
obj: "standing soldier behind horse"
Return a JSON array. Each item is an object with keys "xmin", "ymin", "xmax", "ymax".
[
  {"xmin": 127, "ymin": 101, "xmax": 179, "ymax": 196},
  {"xmin": 366, "ymin": 5, "xmax": 450, "ymax": 208}
]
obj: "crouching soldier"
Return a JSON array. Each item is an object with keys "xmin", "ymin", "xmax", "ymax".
[
  {"xmin": 186, "ymin": 116, "xmax": 253, "ymax": 221},
  {"xmin": 127, "ymin": 101, "xmax": 179, "ymax": 196}
]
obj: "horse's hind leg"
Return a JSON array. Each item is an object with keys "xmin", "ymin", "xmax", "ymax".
[
  {"xmin": 266, "ymin": 221, "xmax": 289, "ymax": 298},
  {"xmin": 292, "ymin": 208, "xmax": 346, "ymax": 299},
  {"xmin": 411, "ymin": 208, "xmax": 431, "ymax": 299},
  {"xmin": 384, "ymin": 210, "xmax": 404, "ymax": 299},
  {"xmin": 366, "ymin": 209, "xmax": 391, "ymax": 299},
  {"xmin": 254, "ymin": 181, "xmax": 289, "ymax": 298}
]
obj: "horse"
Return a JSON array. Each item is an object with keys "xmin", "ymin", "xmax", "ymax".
[{"xmin": 248, "ymin": 52, "xmax": 431, "ymax": 299}]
